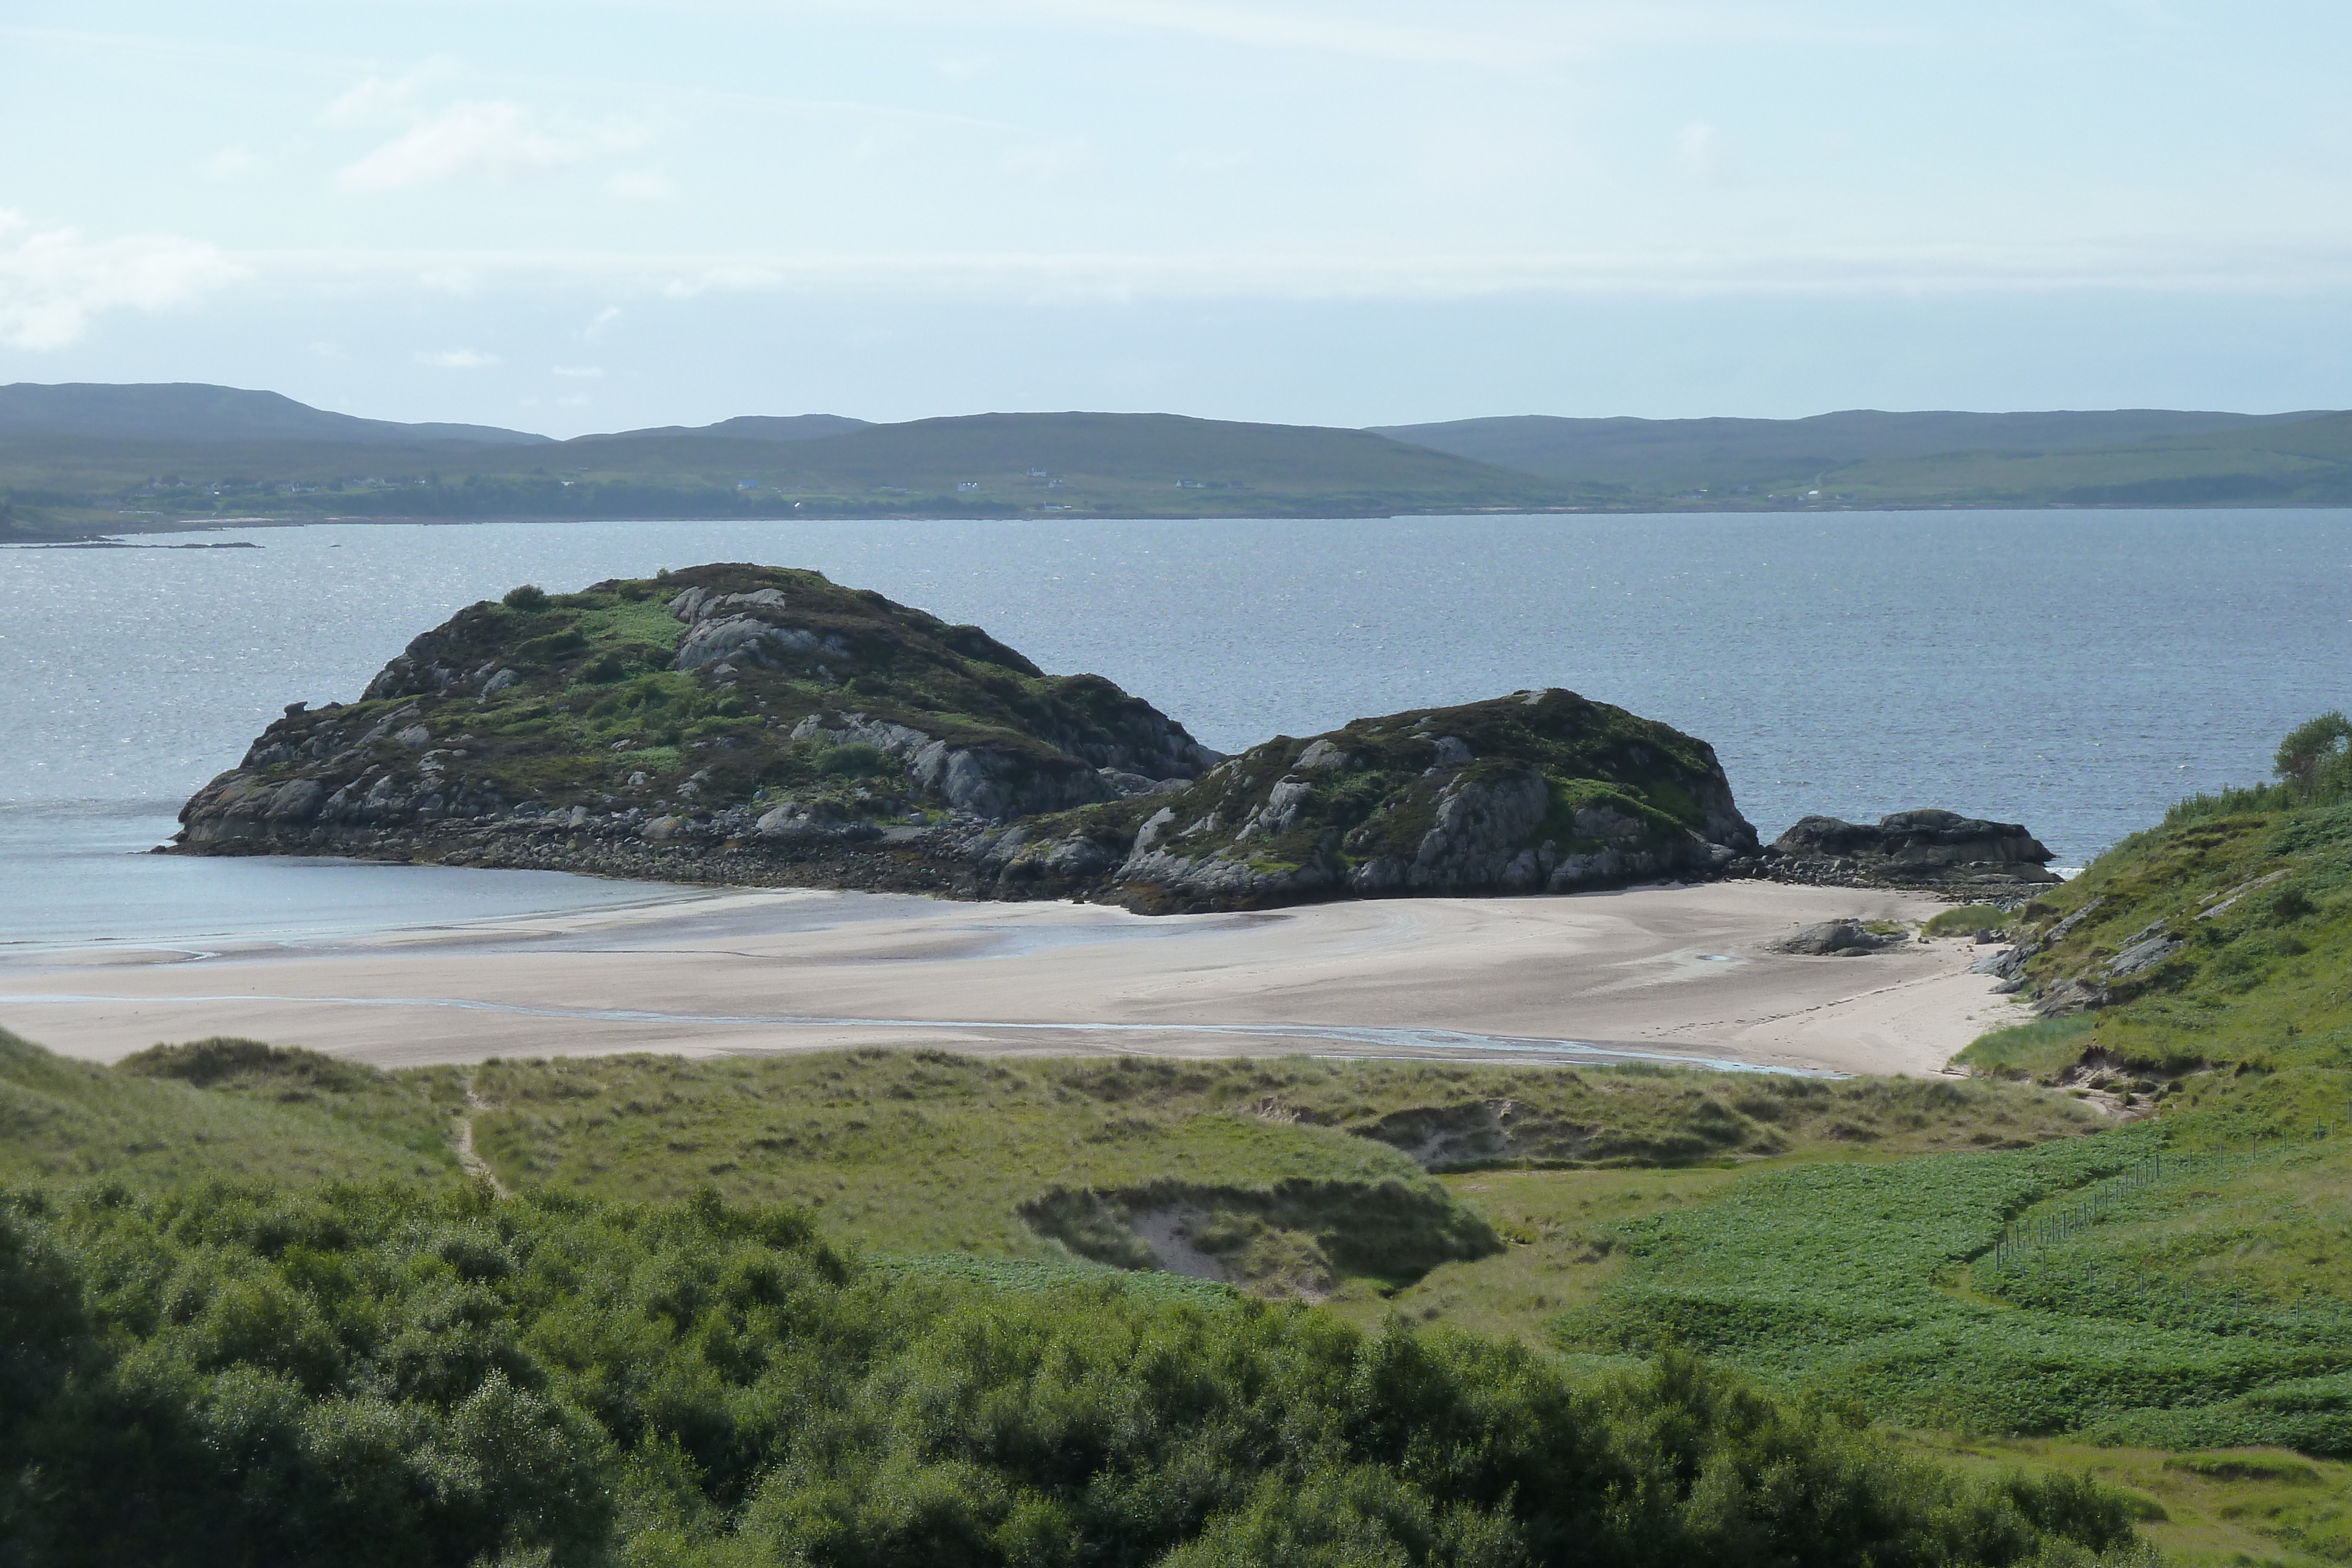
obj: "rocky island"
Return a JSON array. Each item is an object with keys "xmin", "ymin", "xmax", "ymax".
[{"xmin": 174, "ymin": 562, "xmax": 2043, "ymax": 911}]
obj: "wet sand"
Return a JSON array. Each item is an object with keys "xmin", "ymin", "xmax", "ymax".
[{"xmin": 0, "ymin": 879, "xmax": 2029, "ymax": 1075}]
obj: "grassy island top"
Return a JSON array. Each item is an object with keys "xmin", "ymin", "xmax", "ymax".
[{"xmin": 193, "ymin": 561, "xmax": 1217, "ymax": 832}]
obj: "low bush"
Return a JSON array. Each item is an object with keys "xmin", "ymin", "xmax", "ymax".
[{"xmin": 0, "ymin": 1181, "xmax": 2150, "ymax": 1568}]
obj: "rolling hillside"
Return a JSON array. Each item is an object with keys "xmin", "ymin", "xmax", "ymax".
[
  {"xmin": 2, "ymin": 406, "xmax": 1588, "ymax": 531},
  {"xmin": 1374, "ymin": 408, "xmax": 2342, "ymax": 499},
  {"xmin": 7, "ymin": 382, "xmax": 2352, "ymax": 539},
  {"xmin": 0, "ymin": 380, "xmax": 549, "ymax": 446}
]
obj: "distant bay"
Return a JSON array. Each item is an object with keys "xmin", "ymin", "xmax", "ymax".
[{"xmin": 3, "ymin": 509, "xmax": 2346, "ymax": 943}]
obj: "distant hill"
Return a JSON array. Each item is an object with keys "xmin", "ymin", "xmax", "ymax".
[
  {"xmin": 1818, "ymin": 409, "xmax": 2352, "ymax": 507},
  {"xmin": 1374, "ymin": 409, "xmax": 2341, "ymax": 496},
  {"xmin": 1, "ymin": 404, "xmax": 1583, "ymax": 528},
  {"xmin": 11, "ymin": 383, "xmax": 2352, "ymax": 535},
  {"xmin": 574, "ymin": 414, "xmax": 873, "ymax": 443},
  {"xmin": 0, "ymin": 382, "xmax": 552, "ymax": 446},
  {"xmin": 503, "ymin": 410, "xmax": 1579, "ymax": 514}
]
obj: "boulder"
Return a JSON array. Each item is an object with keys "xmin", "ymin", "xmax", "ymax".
[{"xmin": 1772, "ymin": 920, "xmax": 1897, "ymax": 957}]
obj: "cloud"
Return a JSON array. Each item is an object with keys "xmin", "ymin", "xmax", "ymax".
[
  {"xmin": 1168, "ymin": 148, "xmax": 1255, "ymax": 176},
  {"xmin": 605, "ymin": 171, "xmax": 671, "ymax": 200},
  {"xmin": 322, "ymin": 69, "xmax": 435, "ymax": 128},
  {"xmin": 583, "ymin": 305, "xmax": 622, "ymax": 340},
  {"xmin": 985, "ymin": 0, "xmax": 1559, "ymax": 72},
  {"xmin": 1001, "ymin": 138, "xmax": 1107, "ymax": 183},
  {"xmin": 338, "ymin": 101, "xmax": 579, "ymax": 192},
  {"xmin": 935, "ymin": 54, "xmax": 994, "ymax": 81},
  {"xmin": 204, "ymin": 145, "xmax": 256, "ymax": 182},
  {"xmin": 0, "ymin": 212, "xmax": 244, "ymax": 350},
  {"xmin": 416, "ymin": 347, "xmax": 499, "ymax": 368},
  {"xmin": 552, "ymin": 365, "xmax": 604, "ymax": 378},
  {"xmin": 1673, "ymin": 121, "xmax": 1739, "ymax": 186}
]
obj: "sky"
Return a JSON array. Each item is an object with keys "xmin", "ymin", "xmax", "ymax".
[{"xmin": 4, "ymin": 1, "xmax": 2350, "ymax": 437}]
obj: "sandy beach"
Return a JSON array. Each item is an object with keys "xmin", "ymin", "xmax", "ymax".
[{"xmin": 0, "ymin": 879, "xmax": 2027, "ymax": 1075}]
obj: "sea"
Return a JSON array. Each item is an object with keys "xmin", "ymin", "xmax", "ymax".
[{"xmin": 4, "ymin": 509, "xmax": 2347, "ymax": 947}]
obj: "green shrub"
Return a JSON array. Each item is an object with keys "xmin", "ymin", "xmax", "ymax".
[
  {"xmin": 2275, "ymin": 711, "xmax": 2352, "ymax": 794},
  {"xmin": 0, "ymin": 1182, "xmax": 2146, "ymax": 1568},
  {"xmin": 502, "ymin": 584, "xmax": 550, "ymax": 611},
  {"xmin": 815, "ymin": 740, "xmax": 896, "ymax": 778},
  {"xmin": 116, "ymin": 1038, "xmax": 379, "ymax": 1095},
  {"xmin": 1925, "ymin": 905, "xmax": 2010, "ymax": 938}
]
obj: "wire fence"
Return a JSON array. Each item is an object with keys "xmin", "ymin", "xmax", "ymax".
[{"xmin": 1985, "ymin": 1152, "xmax": 2164, "ymax": 1276}]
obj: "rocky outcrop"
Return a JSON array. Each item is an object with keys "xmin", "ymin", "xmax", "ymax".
[
  {"xmin": 951, "ymin": 688, "xmax": 1760, "ymax": 911},
  {"xmin": 179, "ymin": 563, "xmax": 1218, "ymax": 858},
  {"xmin": 1747, "ymin": 809, "xmax": 2060, "ymax": 891},
  {"xmin": 173, "ymin": 564, "xmax": 1814, "ymax": 918}
]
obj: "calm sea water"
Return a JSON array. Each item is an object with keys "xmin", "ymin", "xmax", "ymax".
[{"xmin": 4, "ymin": 510, "xmax": 2346, "ymax": 943}]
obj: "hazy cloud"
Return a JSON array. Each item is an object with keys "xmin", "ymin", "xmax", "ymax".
[
  {"xmin": 323, "ymin": 63, "xmax": 645, "ymax": 193},
  {"xmin": 1673, "ymin": 121, "xmax": 1739, "ymax": 186},
  {"xmin": 605, "ymin": 171, "xmax": 673, "ymax": 201},
  {"xmin": 415, "ymin": 347, "xmax": 499, "ymax": 368},
  {"xmin": 0, "ymin": 212, "xmax": 243, "ymax": 350},
  {"xmin": 339, "ymin": 102, "xmax": 579, "ymax": 192},
  {"xmin": 1001, "ymin": 138, "xmax": 1107, "ymax": 183},
  {"xmin": 1167, "ymin": 147, "xmax": 1255, "ymax": 176},
  {"xmin": 203, "ymin": 145, "xmax": 257, "ymax": 182},
  {"xmin": 322, "ymin": 69, "xmax": 438, "ymax": 128},
  {"xmin": 582, "ymin": 305, "xmax": 623, "ymax": 341},
  {"xmin": 552, "ymin": 365, "xmax": 604, "ymax": 377},
  {"xmin": 990, "ymin": 0, "xmax": 1568, "ymax": 72}
]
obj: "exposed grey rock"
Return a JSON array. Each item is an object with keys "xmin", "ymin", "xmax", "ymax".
[
  {"xmin": 674, "ymin": 615, "xmax": 848, "ymax": 672},
  {"xmin": 1772, "ymin": 920, "xmax": 1895, "ymax": 956},
  {"xmin": 669, "ymin": 585, "xmax": 790, "ymax": 623},
  {"xmin": 754, "ymin": 800, "xmax": 881, "ymax": 842},
  {"xmin": 1763, "ymin": 809, "xmax": 2059, "ymax": 887},
  {"xmin": 2107, "ymin": 930, "xmax": 2182, "ymax": 978},
  {"xmin": 1099, "ymin": 769, "xmax": 1161, "ymax": 797}
]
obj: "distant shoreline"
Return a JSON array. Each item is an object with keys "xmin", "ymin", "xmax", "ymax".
[{"xmin": 15, "ymin": 497, "xmax": 2352, "ymax": 547}]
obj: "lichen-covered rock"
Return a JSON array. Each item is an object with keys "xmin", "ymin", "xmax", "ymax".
[{"xmin": 965, "ymin": 687, "xmax": 1759, "ymax": 911}]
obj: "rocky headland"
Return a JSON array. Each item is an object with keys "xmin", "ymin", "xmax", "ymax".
[{"xmin": 173, "ymin": 563, "xmax": 2052, "ymax": 913}]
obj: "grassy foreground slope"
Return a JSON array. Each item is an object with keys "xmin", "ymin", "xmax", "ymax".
[
  {"xmin": 1468, "ymin": 728, "xmax": 2352, "ymax": 1495},
  {"xmin": 468, "ymin": 1052, "xmax": 2094, "ymax": 1298},
  {"xmin": 0, "ymin": 1033, "xmax": 2152, "ymax": 1568}
]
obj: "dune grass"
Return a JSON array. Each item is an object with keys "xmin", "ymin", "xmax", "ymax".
[
  {"xmin": 464, "ymin": 1049, "xmax": 2097, "ymax": 1296},
  {"xmin": 0, "ymin": 1029, "xmax": 462, "ymax": 1189}
]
